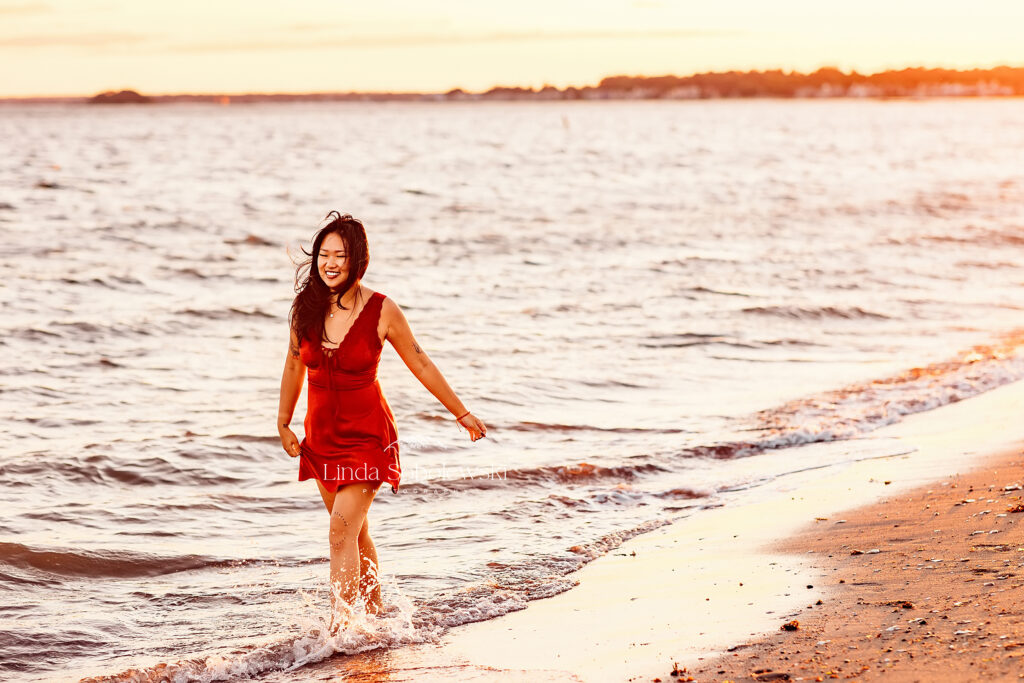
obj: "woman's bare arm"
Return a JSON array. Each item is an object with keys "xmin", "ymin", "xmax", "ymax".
[
  {"xmin": 277, "ymin": 326, "xmax": 306, "ymax": 456},
  {"xmin": 382, "ymin": 297, "xmax": 487, "ymax": 439}
]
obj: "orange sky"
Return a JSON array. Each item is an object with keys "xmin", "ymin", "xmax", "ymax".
[{"xmin": 1, "ymin": 1, "xmax": 1023, "ymax": 97}]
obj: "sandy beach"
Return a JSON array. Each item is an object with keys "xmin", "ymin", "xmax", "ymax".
[
  {"xmin": 689, "ymin": 446, "xmax": 1024, "ymax": 682},
  {"xmin": 320, "ymin": 377, "xmax": 1024, "ymax": 682}
]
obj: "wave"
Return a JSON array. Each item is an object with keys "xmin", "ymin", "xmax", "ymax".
[
  {"xmin": 6, "ymin": 321, "xmax": 153, "ymax": 343},
  {"xmin": 82, "ymin": 600, "xmax": 431, "ymax": 682},
  {"xmin": 51, "ymin": 320, "xmax": 156, "ymax": 340},
  {"xmin": 692, "ymin": 328, "xmax": 1024, "ymax": 459},
  {"xmin": 641, "ymin": 332, "xmax": 758, "ymax": 349},
  {"xmin": 0, "ymin": 453, "xmax": 247, "ymax": 487},
  {"xmin": 486, "ymin": 328, "xmax": 1024, "ymax": 476},
  {"xmin": 642, "ymin": 333, "xmax": 820, "ymax": 350},
  {"xmin": 55, "ymin": 275, "xmax": 144, "ymax": 289},
  {"xmin": 741, "ymin": 305, "xmax": 891, "ymax": 320},
  {"xmin": 909, "ymin": 225, "xmax": 1024, "ymax": 248},
  {"xmin": 5, "ymin": 327, "xmax": 61, "ymax": 341},
  {"xmin": 220, "ymin": 434, "xmax": 281, "ymax": 444},
  {"xmin": 912, "ymin": 189, "xmax": 973, "ymax": 216},
  {"xmin": 0, "ymin": 541, "xmax": 275, "ymax": 579},
  {"xmin": 653, "ymin": 487, "xmax": 708, "ymax": 500},
  {"xmin": 223, "ymin": 233, "xmax": 276, "ymax": 247},
  {"xmin": 681, "ymin": 285, "xmax": 752, "ymax": 297},
  {"xmin": 176, "ymin": 307, "xmax": 276, "ymax": 320},
  {"xmin": 955, "ymin": 259, "xmax": 1019, "ymax": 270},
  {"xmin": 504, "ymin": 420, "xmax": 688, "ymax": 434},
  {"xmin": 576, "ymin": 378, "xmax": 649, "ymax": 389},
  {"xmin": 396, "ymin": 459, "xmax": 674, "ymax": 497}
]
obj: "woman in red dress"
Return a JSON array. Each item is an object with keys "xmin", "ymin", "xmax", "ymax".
[{"xmin": 276, "ymin": 211, "xmax": 487, "ymax": 630}]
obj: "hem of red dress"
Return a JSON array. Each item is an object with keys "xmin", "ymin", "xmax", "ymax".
[
  {"xmin": 297, "ymin": 470, "xmax": 399, "ymax": 494},
  {"xmin": 298, "ymin": 430, "xmax": 399, "ymax": 495}
]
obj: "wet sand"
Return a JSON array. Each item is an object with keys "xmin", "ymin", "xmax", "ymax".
[{"xmin": 689, "ymin": 447, "xmax": 1024, "ymax": 682}]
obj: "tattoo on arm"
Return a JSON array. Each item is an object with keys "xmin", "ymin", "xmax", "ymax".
[
  {"xmin": 413, "ymin": 342, "xmax": 422, "ymax": 354},
  {"xmin": 289, "ymin": 338, "xmax": 300, "ymax": 358}
]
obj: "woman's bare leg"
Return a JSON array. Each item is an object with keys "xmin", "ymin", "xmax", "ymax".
[
  {"xmin": 327, "ymin": 482, "xmax": 379, "ymax": 630},
  {"xmin": 358, "ymin": 518, "xmax": 382, "ymax": 614},
  {"xmin": 316, "ymin": 479, "xmax": 336, "ymax": 513},
  {"xmin": 316, "ymin": 480, "xmax": 383, "ymax": 616}
]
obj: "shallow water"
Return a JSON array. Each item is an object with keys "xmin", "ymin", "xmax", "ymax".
[{"xmin": 1, "ymin": 98, "xmax": 1023, "ymax": 681}]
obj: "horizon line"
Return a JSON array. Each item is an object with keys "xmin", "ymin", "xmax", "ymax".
[{"xmin": 4, "ymin": 62, "xmax": 1024, "ymax": 100}]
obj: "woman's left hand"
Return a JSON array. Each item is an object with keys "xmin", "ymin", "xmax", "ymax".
[{"xmin": 457, "ymin": 413, "xmax": 487, "ymax": 442}]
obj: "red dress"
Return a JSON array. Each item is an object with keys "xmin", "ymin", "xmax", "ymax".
[{"xmin": 297, "ymin": 291, "xmax": 401, "ymax": 494}]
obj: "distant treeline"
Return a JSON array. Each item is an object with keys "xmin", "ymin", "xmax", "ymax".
[
  {"xmin": 586, "ymin": 66, "xmax": 1024, "ymax": 99},
  {"xmin": 5, "ymin": 66, "xmax": 1024, "ymax": 105}
]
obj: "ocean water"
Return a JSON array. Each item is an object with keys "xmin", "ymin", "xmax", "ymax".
[{"xmin": 2, "ymin": 98, "xmax": 1024, "ymax": 681}]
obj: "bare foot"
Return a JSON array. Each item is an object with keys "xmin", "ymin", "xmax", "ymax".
[
  {"xmin": 327, "ymin": 610, "xmax": 351, "ymax": 636},
  {"xmin": 328, "ymin": 593, "xmax": 358, "ymax": 635}
]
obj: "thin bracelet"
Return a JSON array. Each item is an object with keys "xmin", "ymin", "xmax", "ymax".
[{"xmin": 455, "ymin": 410, "xmax": 470, "ymax": 421}]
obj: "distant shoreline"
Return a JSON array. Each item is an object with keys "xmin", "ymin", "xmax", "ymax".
[{"xmin": 3, "ymin": 65, "xmax": 1024, "ymax": 104}]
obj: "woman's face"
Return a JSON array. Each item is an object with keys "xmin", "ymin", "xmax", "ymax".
[{"xmin": 317, "ymin": 232, "xmax": 348, "ymax": 289}]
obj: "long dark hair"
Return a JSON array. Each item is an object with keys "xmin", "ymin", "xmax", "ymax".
[{"xmin": 288, "ymin": 211, "xmax": 370, "ymax": 345}]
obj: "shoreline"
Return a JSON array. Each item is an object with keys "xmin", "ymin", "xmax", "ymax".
[{"xmin": 312, "ymin": 377, "xmax": 1024, "ymax": 681}]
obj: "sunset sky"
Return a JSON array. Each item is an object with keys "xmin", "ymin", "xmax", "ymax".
[{"xmin": 1, "ymin": 0, "xmax": 1023, "ymax": 97}]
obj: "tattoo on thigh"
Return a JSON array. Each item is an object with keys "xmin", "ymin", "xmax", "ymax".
[
  {"xmin": 331, "ymin": 510, "xmax": 350, "ymax": 525},
  {"xmin": 329, "ymin": 511, "xmax": 350, "ymax": 551}
]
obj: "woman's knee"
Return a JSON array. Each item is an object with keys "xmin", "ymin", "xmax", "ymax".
[
  {"xmin": 328, "ymin": 483, "xmax": 376, "ymax": 549},
  {"xmin": 328, "ymin": 509, "xmax": 355, "ymax": 550}
]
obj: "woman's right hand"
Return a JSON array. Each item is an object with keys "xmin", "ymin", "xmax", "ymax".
[{"xmin": 279, "ymin": 426, "xmax": 301, "ymax": 458}]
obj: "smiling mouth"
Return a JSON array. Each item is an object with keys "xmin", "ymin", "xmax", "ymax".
[{"xmin": 325, "ymin": 271, "xmax": 340, "ymax": 278}]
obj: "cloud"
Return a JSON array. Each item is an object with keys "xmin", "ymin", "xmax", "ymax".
[
  {"xmin": 0, "ymin": 31, "xmax": 151, "ymax": 48},
  {"xmin": 0, "ymin": 25, "xmax": 739, "ymax": 54},
  {"xmin": 0, "ymin": 2, "xmax": 50, "ymax": 14},
  {"xmin": 173, "ymin": 28, "xmax": 742, "ymax": 53}
]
